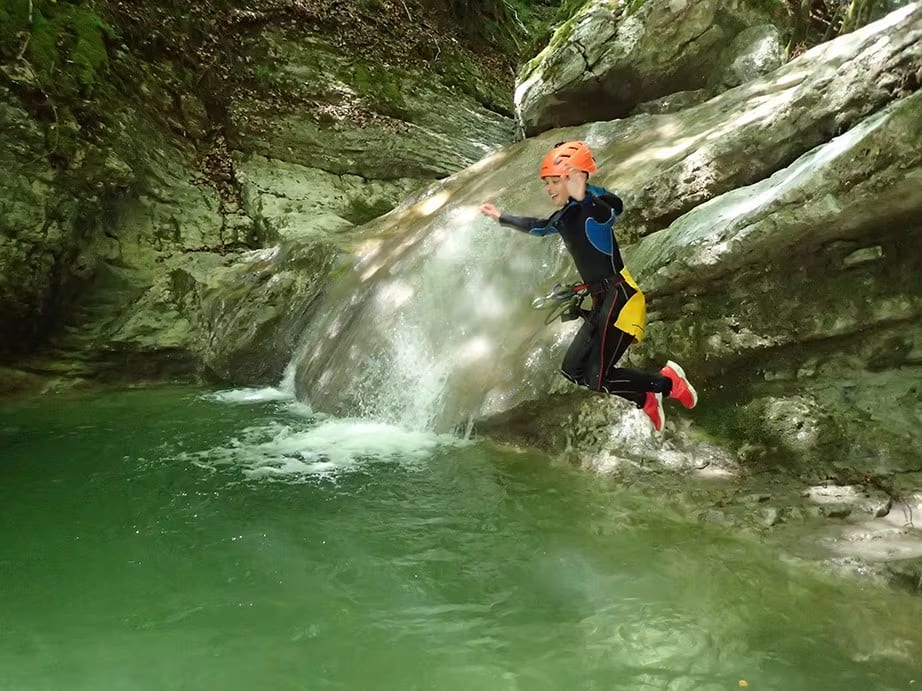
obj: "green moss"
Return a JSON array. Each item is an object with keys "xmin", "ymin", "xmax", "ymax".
[
  {"xmin": 436, "ymin": 47, "xmax": 511, "ymax": 114},
  {"xmin": 0, "ymin": 0, "xmax": 32, "ymax": 57},
  {"xmin": 520, "ymin": 1, "xmax": 589, "ymax": 82},
  {"xmin": 254, "ymin": 63, "xmax": 279, "ymax": 86},
  {"xmin": 23, "ymin": 1, "xmax": 113, "ymax": 94},
  {"xmin": 351, "ymin": 63, "xmax": 409, "ymax": 119},
  {"xmin": 27, "ymin": 8, "xmax": 57, "ymax": 74},
  {"xmin": 71, "ymin": 7, "xmax": 112, "ymax": 87}
]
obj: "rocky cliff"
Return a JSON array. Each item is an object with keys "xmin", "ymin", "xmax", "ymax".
[{"xmin": 0, "ymin": 0, "xmax": 533, "ymax": 385}]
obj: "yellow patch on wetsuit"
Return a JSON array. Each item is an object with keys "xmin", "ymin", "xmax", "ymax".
[{"xmin": 613, "ymin": 267, "xmax": 647, "ymax": 343}]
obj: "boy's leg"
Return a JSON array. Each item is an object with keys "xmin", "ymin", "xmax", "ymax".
[
  {"xmin": 560, "ymin": 317, "xmax": 595, "ymax": 386},
  {"xmin": 604, "ymin": 360, "xmax": 672, "ymax": 406},
  {"xmin": 581, "ymin": 285, "xmax": 670, "ymax": 406}
]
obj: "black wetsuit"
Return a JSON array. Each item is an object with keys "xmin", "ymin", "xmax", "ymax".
[{"xmin": 499, "ymin": 184, "xmax": 670, "ymax": 406}]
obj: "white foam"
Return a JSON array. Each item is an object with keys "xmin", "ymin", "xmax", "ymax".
[
  {"xmin": 205, "ymin": 387, "xmax": 295, "ymax": 404},
  {"xmin": 180, "ymin": 417, "xmax": 467, "ymax": 482}
]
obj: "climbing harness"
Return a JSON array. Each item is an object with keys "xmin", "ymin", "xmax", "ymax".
[{"xmin": 531, "ymin": 281, "xmax": 590, "ymax": 325}]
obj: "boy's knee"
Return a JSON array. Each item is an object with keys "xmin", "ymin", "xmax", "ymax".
[
  {"xmin": 561, "ymin": 366, "xmax": 606, "ymax": 392},
  {"xmin": 559, "ymin": 367, "xmax": 581, "ymax": 386}
]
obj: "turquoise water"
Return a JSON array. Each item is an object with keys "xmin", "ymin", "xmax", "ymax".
[{"xmin": 1, "ymin": 386, "xmax": 921, "ymax": 690}]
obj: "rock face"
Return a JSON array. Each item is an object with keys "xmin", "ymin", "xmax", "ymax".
[
  {"xmin": 287, "ymin": 5, "xmax": 922, "ymax": 497},
  {"xmin": 709, "ymin": 23, "xmax": 786, "ymax": 90},
  {"xmin": 627, "ymin": 86, "xmax": 922, "ymax": 478},
  {"xmin": 99, "ymin": 239, "xmax": 338, "ymax": 384},
  {"xmin": 0, "ymin": 86, "xmax": 67, "ymax": 353},
  {"xmin": 1, "ymin": 6, "xmax": 516, "ymax": 382},
  {"xmin": 595, "ymin": 5, "xmax": 922, "ymax": 242},
  {"xmin": 515, "ymin": 0, "xmax": 789, "ymax": 135},
  {"xmin": 237, "ymin": 155, "xmax": 423, "ymax": 241},
  {"xmin": 230, "ymin": 32, "xmax": 514, "ymax": 181}
]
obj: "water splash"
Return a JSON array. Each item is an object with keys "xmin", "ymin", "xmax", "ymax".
[{"xmin": 178, "ymin": 417, "xmax": 468, "ymax": 483}]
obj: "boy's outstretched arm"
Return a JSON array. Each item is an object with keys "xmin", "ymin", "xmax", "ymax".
[{"xmin": 479, "ymin": 203, "xmax": 559, "ymax": 237}]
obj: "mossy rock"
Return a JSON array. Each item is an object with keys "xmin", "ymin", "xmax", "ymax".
[
  {"xmin": 351, "ymin": 63, "xmax": 410, "ymax": 119},
  {"xmin": 0, "ymin": 0, "xmax": 31, "ymax": 56},
  {"xmin": 0, "ymin": 366, "xmax": 46, "ymax": 398},
  {"xmin": 23, "ymin": 1, "xmax": 115, "ymax": 97}
]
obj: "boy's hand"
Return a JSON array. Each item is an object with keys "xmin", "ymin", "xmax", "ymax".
[
  {"xmin": 565, "ymin": 166, "xmax": 587, "ymax": 201},
  {"xmin": 479, "ymin": 203, "xmax": 501, "ymax": 220}
]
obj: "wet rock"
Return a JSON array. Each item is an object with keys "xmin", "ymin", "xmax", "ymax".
[
  {"xmin": 756, "ymin": 506, "xmax": 782, "ymax": 528},
  {"xmin": 0, "ymin": 367, "xmax": 46, "ymax": 398},
  {"xmin": 821, "ymin": 504, "xmax": 853, "ymax": 519},
  {"xmin": 742, "ymin": 493, "xmax": 772, "ymax": 505},
  {"xmin": 107, "ymin": 238, "xmax": 338, "ymax": 384},
  {"xmin": 806, "ymin": 485, "xmax": 893, "ymax": 518},
  {"xmin": 699, "ymin": 509, "xmax": 731, "ymax": 525},
  {"xmin": 632, "ymin": 89, "xmax": 710, "ymax": 116},
  {"xmin": 821, "ymin": 517, "xmax": 922, "ymax": 565},
  {"xmin": 883, "ymin": 557, "xmax": 922, "ymax": 594}
]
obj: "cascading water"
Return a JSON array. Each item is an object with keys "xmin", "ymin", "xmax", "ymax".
[{"xmin": 290, "ymin": 141, "xmax": 590, "ymax": 433}]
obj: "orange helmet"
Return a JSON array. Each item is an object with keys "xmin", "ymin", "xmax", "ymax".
[{"xmin": 540, "ymin": 140, "xmax": 597, "ymax": 178}]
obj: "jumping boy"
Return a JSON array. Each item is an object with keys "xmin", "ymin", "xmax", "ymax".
[{"xmin": 479, "ymin": 140, "xmax": 697, "ymax": 431}]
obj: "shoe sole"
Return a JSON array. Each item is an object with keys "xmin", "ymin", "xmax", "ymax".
[
  {"xmin": 666, "ymin": 359, "xmax": 698, "ymax": 409},
  {"xmin": 653, "ymin": 393, "xmax": 665, "ymax": 432},
  {"xmin": 643, "ymin": 392, "xmax": 665, "ymax": 433}
]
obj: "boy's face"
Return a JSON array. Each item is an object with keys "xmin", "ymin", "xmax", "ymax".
[{"xmin": 542, "ymin": 175, "xmax": 568, "ymax": 207}]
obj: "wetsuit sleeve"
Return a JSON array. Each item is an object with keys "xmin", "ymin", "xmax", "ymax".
[
  {"xmin": 498, "ymin": 212, "xmax": 559, "ymax": 236},
  {"xmin": 580, "ymin": 190, "xmax": 623, "ymax": 221}
]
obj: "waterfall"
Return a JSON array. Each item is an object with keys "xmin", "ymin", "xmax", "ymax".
[{"xmin": 288, "ymin": 145, "xmax": 583, "ymax": 433}]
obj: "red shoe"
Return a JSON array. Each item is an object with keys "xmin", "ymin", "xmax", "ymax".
[
  {"xmin": 661, "ymin": 359, "xmax": 698, "ymax": 409},
  {"xmin": 641, "ymin": 392, "xmax": 665, "ymax": 432}
]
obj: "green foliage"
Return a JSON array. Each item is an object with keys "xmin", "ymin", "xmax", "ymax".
[
  {"xmin": 254, "ymin": 63, "xmax": 279, "ymax": 85},
  {"xmin": 520, "ymin": 2, "xmax": 587, "ymax": 81},
  {"xmin": 787, "ymin": 0, "xmax": 902, "ymax": 47}
]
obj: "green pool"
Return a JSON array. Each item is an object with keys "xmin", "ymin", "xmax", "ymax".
[{"xmin": 1, "ymin": 386, "xmax": 920, "ymax": 690}]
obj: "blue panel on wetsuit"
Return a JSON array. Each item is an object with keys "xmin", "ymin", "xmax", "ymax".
[{"xmin": 585, "ymin": 213, "xmax": 615, "ymax": 255}]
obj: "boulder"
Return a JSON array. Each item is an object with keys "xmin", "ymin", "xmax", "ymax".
[
  {"xmin": 515, "ymin": 0, "xmax": 789, "ymax": 135},
  {"xmin": 619, "ymin": 88, "xmax": 922, "ymax": 474},
  {"xmin": 101, "ymin": 238, "xmax": 338, "ymax": 384},
  {"xmin": 709, "ymin": 24, "xmax": 787, "ymax": 90}
]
